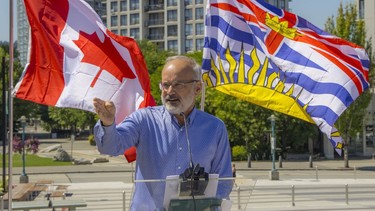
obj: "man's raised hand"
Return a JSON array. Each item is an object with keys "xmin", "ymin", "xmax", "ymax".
[{"xmin": 93, "ymin": 98, "xmax": 116, "ymax": 126}]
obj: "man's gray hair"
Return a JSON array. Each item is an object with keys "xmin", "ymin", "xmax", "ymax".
[{"xmin": 165, "ymin": 55, "xmax": 202, "ymax": 80}]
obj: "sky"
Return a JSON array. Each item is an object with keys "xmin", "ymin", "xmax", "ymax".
[{"xmin": 0, "ymin": 0, "xmax": 356, "ymax": 42}]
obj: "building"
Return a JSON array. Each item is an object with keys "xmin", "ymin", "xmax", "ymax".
[
  {"xmin": 17, "ymin": 0, "xmax": 29, "ymax": 67},
  {"xmin": 16, "ymin": 0, "xmax": 290, "ymax": 64},
  {"xmin": 357, "ymin": 0, "xmax": 375, "ymax": 157},
  {"xmin": 105, "ymin": 0, "xmax": 290, "ymax": 54}
]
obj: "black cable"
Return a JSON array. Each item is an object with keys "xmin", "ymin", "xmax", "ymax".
[{"xmin": 180, "ymin": 112, "xmax": 196, "ymax": 211}]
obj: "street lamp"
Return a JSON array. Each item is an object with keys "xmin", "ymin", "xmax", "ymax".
[
  {"xmin": 268, "ymin": 114, "xmax": 279, "ymax": 180},
  {"xmin": 19, "ymin": 115, "xmax": 29, "ymax": 183}
]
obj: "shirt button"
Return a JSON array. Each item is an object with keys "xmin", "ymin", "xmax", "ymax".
[
  {"xmin": 178, "ymin": 166, "xmax": 181, "ymax": 170},
  {"xmin": 179, "ymin": 147, "xmax": 182, "ymax": 151},
  {"xmin": 180, "ymin": 128, "xmax": 183, "ymax": 132}
]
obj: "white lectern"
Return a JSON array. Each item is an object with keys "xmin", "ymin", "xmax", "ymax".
[{"xmin": 163, "ymin": 174, "xmax": 228, "ymax": 211}]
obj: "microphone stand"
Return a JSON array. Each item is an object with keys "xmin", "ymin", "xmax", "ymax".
[{"xmin": 178, "ymin": 113, "xmax": 209, "ymax": 211}]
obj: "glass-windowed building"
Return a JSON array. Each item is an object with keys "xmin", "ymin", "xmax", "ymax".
[{"xmin": 105, "ymin": 0, "xmax": 290, "ymax": 54}]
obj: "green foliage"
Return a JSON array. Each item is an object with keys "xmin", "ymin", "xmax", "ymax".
[
  {"xmin": 232, "ymin": 145, "xmax": 248, "ymax": 161},
  {"xmin": 47, "ymin": 107, "xmax": 96, "ymax": 135},
  {"xmin": 137, "ymin": 40, "xmax": 174, "ymax": 105},
  {"xmin": 88, "ymin": 134, "xmax": 96, "ymax": 146}
]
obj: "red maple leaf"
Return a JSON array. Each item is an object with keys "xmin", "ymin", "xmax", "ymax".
[{"xmin": 73, "ymin": 31, "xmax": 136, "ymax": 87}]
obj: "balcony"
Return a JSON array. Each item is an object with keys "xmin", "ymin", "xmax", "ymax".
[
  {"xmin": 145, "ymin": 4, "xmax": 164, "ymax": 12},
  {"xmin": 146, "ymin": 19, "xmax": 165, "ymax": 26},
  {"xmin": 148, "ymin": 34, "xmax": 165, "ymax": 40}
]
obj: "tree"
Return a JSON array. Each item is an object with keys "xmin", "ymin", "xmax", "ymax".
[
  {"xmin": 48, "ymin": 107, "xmax": 96, "ymax": 137},
  {"xmin": 325, "ymin": 2, "xmax": 374, "ymax": 167}
]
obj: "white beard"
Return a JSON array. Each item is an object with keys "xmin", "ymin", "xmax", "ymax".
[{"xmin": 162, "ymin": 92, "xmax": 195, "ymax": 115}]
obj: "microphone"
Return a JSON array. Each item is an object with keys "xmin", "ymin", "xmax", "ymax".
[{"xmin": 179, "ymin": 112, "xmax": 208, "ymax": 198}]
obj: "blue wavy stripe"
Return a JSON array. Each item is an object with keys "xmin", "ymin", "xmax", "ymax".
[
  {"xmin": 283, "ymin": 72, "xmax": 354, "ymax": 107},
  {"xmin": 210, "ymin": 15, "xmax": 256, "ymax": 46},
  {"xmin": 303, "ymin": 104, "xmax": 339, "ymax": 126}
]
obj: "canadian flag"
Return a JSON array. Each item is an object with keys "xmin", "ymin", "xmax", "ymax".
[{"xmin": 14, "ymin": 0, "xmax": 155, "ymax": 161}]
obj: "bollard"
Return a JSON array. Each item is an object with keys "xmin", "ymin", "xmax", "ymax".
[
  {"xmin": 247, "ymin": 153, "xmax": 252, "ymax": 168},
  {"xmin": 309, "ymin": 155, "xmax": 313, "ymax": 168},
  {"xmin": 291, "ymin": 185, "xmax": 295, "ymax": 206},
  {"xmin": 315, "ymin": 165, "xmax": 319, "ymax": 180},
  {"xmin": 353, "ymin": 166, "xmax": 357, "ymax": 180},
  {"xmin": 345, "ymin": 184, "xmax": 349, "ymax": 205},
  {"xmin": 1, "ymin": 195, "xmax": 3, "ymax": 211},
  {"xmin": 278, "ymin": 155, "xmax": 283, "ymax": 168},
  {"xmin": 123, "ymin": 191, "xmax": 126, "ymax": 211},
  {"xmin": 237, "ymin": 187, "xmax": 241, "ymax": 210}
]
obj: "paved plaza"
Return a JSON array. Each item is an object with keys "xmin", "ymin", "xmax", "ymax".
[{"xmin": 2, "ymin": 138, "xmax": 375, "ymax": 210}]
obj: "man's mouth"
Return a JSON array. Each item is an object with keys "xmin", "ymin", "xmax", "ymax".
[{"xmin": 166, "ymin": 96, "xmax": 179, "ymax": 103}]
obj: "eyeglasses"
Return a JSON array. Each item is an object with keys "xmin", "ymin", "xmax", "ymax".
[{"xmin": 159, "ymin": 80, "xmax": 199, "ymax": 91}]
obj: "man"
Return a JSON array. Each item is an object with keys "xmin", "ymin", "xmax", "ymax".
[{"xmin": 94, "ymin": 55, "xmax": 233, "ymax": 210}]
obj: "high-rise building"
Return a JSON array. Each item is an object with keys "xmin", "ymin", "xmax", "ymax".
[
  {"xmin": 358, "ymin": 0, "xmax": 375, "ymax": 57},
  {"xmin": 357, "ymin": 0, "xmax": 375, "ymax": 156},
  {"xmin": 105, "ymin": 0, "xmax": 290, "ymax": 54},
  {"xmin": 17, "ymin": 0, "xmax": 29, "ymax": 67},
  {"xmin": 16, "ymin": 0, "xmax": 290, "ymax": 65}
]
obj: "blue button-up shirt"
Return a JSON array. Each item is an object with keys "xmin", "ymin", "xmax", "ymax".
[{"xmin": 94, "ymin": 106, "xmax": 233, "ymax": 210}]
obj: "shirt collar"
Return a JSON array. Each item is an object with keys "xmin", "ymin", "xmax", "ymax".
[{"xmin": 163, "ymin": 106, "xmax": 197, "ymax": 127}]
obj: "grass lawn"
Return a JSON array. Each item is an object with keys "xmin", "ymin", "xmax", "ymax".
[{"xmin": 0, "ymin": 153, "xmax": 72, "ymax": 167}]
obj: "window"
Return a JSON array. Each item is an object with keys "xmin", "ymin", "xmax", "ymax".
[
  {"xmin": 359, "ymin": 0, "xmax": 364, "ymax": 19},
  {"xmin": 195, "ymin": 7, "xmax": 204, "ymax": 19},
  {"xmin": 185, "ymin": 24, "xmax": 193, "ymax": 36},
  {"xmin": 130, "ymin": 28, "xmax": 140, "ymax": 40},
  {"xmin": 120, "ymin": 29, "xmax": 128, "ymax": 36},
  {"xmin": 120, "ymin": 0, "xmax": 127, "ymax": 11},
  {"xmin": 149, "ymin": 13, "xmax": 164, "ymax": 25},
  {"xmin": 167, "ymin": 0, "xmax": 178, "ymax": 6},
  {"xmin": 185, "ymin": 0, "xmax": 192, "ymax": 6},
  {"xmin": 280, "ymin": 0, "xmax": 286, "ymax": 10},
  {"xmin": 185, "ymin": 9, "xmax": 192, "ymax": 21},
  {"xmin": 167, "ymin": 10, "xmax": 177, "ymax": 21},
  {"xmin": 130, "ymin": 0, "xmax": 139, "ymax": 10},
  {"xmin": 168, "ymin": 40, "xmax": 178, "ymax": 52},
  {"xmin": 130, "ymin": 14, "xmax": 139, "ymax": 25},
  {"xmin": 111, "ymin": 1, "xmax": 118, "ymax": 13},
  {"xmin": 112, "ymin": 29, "xmax": 118, "ymax": 34},
  {"xmin": 195, "ymin": 0, "xmax": 203, "ymax": 4},
  {"xmin": 168, "ymin": 25, "xmax": 178, "ymax": 37},
  {"xmin": 111, "ymin": 16, "xmax": 118, "ymax": 27},
  {"xmin": 195, "ymin": 23, "xmax": 204, "ymax": 35},
  {"xmin": 185, "ymin": 39, "xmax": 193, "ymax": 52},
  {"xmin": 149, "ymin": 28, "xmax": 164, "ymax": 40},
  {"xmin": 196, "ymin": 38, "xmax": 204, "ymax": 50},
  {"xmin": 120, "ymin": 15, "xmax": 127, "ymax": 26}
]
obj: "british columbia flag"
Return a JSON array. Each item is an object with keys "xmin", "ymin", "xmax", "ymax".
[{"xmin": 202, "ymin": 0, "xmax": 370, "ymax": 155}]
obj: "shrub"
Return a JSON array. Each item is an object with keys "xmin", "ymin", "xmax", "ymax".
[
  {"xmin": 232, "ymin": 145, "xmax": 248, "ymax": 161},
  {"xmin": 88, "ymin": 134, "xmax": 96, "ymax": 146},
  {"xmin": 12, "ymin": 136, "xmax": 40, "ymax": 154}
]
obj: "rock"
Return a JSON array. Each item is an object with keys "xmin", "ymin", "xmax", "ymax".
[
  {"xmin": 72, "ymin": 158, "xmax": 92, "ymax": 165},
  {"xmin": 39, "ymin": 144, "xmax": 62, "ymax": 153},
  {"xmin": 92, "ymin": 157, "xmax": 109, "ymax": 163},
  {"xmin": 53, "ymin": 148, "xmax": 71, "ymax": 161}
]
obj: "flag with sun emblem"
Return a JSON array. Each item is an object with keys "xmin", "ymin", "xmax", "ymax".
[{"xmin": 202, "ymin": 0, "xmax": 370, "ymax": 155}]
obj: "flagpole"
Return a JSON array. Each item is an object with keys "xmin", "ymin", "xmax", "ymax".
[
  {"xmin": 8, "ymin": 0, "xmax": 14, "ymax": 210},
  {"xmin": 200, "ymin": 82, "xmax": 206, "ymax": 111}
]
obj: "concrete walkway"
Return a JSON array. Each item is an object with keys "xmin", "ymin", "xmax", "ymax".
[{"xmin": 4, "ymin": 138, "xmax": 375, "ymax": 210}]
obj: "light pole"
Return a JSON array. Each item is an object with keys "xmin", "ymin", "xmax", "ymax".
[
  {"xmin": 268, "ymin": 114, "xmax": 279, "ymax": 180},
  {"xmin": 19, "ymin": 115, "xmax": 29, "ymax": 183}
]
